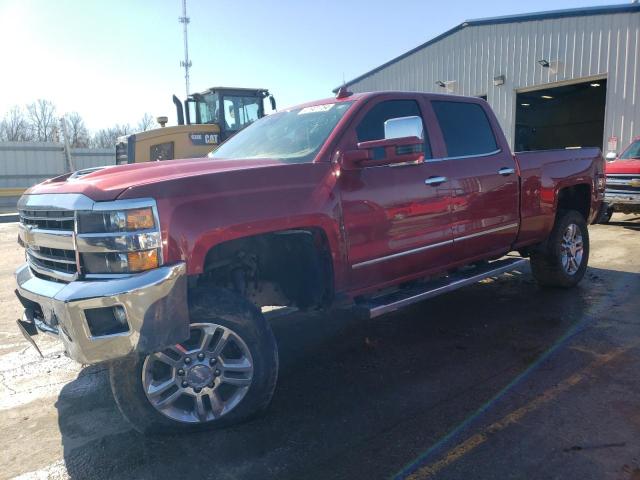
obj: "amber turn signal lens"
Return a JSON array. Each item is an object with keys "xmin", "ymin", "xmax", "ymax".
[
  {"xmin": 126, "ymin": 208, "xmax": 155, "ymax": 230},
  {"xmin": 127, "ymin": 250, "xmax": 158, "ymax": 272}
]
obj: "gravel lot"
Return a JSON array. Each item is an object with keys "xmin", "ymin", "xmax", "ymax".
[{"xmin": 1, "ymin": 216, "xmax": 639, "ymax": 480}]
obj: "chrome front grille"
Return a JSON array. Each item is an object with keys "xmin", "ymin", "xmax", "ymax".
[
  {"xmin": 606, "ymin": 174, "xmax": 640, "ymax": 194},
  {"xmin": 27, "ymin": 247, "xmax": 77, "ymax": 272},
  {"xmin": 19, "ymin": 209, "xmax": 75, "ymax": 231},
  {"xmin": 18, "ymin": 193, "xmax": 162, "ymax": 283},
  {"xmin": 18, "ymin": 208, "xmax": 78, "ymax": 283}
]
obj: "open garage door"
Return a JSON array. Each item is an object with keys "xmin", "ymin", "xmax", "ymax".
[{"xmin": 515, "ymin": 79, "xmax": 607, "ymax": 152}]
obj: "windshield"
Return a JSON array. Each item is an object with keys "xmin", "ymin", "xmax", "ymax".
[
  {"xmin": 620, "ymin": 140, "xmax": 640, "ymax": 159},
  {"xmin": 210, "ymin": 101, "xmax": 353, "ymax": 163}
]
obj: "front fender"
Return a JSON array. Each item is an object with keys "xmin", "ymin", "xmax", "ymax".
[{"xmin": 146, "ymin": 163, "xmax": 349, "ymax": 291}]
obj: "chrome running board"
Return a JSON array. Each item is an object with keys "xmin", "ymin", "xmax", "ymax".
[{"xmin": 360, "ymin": 257, "xmax": 528, "ymax": 319}]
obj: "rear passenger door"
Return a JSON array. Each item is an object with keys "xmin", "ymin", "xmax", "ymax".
[{"xmin": 430, "ymin": 100, "xmax": 519, "ymax": 262}]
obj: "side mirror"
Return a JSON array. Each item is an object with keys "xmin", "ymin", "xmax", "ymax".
[
  {"xmin": 384, "ymin": 116, "xmax": 423, "ymax": 140},
  {"xmin": 605, "ymin": 151, "xmax": 617, "ymax": 161},
  {"xmin": 269, "ymin": 95, "xmax": 277, "ymax": 111},
  {"xmin": 342, "ymin": 149, "xmax": 371, "ymax": 169},
  {"xmin": 342, "ymin": 136, "xmax": 424, "ymax": 169}
]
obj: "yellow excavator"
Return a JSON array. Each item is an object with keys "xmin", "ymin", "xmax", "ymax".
[{"xmin": 116, "ymin": 87, "xmax": 275, "ymax": 164}]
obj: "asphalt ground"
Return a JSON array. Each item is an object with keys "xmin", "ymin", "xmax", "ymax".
[{"xmin": 1, "ymin": 215, "xmax": 639, "ymax": 480}]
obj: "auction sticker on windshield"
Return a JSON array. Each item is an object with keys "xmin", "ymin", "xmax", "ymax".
[{"xmin": 298, "ymin": 104, "xmax": 334, "ymax": 115}]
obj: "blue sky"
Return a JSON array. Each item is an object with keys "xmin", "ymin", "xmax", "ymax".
[{"xmin": 0, "ymin": 0, "xmax": 623, "ymax": 131}]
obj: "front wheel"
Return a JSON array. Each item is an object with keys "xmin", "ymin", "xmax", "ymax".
[
  {"xmin": 598, "ymin": 204, "xmax": 614, "ymax": 224},
  {"xmin": 109, "ymin": 287, "xmax": 279, "ymax": 435},
  {"xmin": 530, "ymin": 210, "xmax": 589, "ymax": 288}
]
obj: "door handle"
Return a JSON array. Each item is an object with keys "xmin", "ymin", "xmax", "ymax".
[
  {"xmin": 498, "ymin": 167, "xmax": 515, "ymax": 176},
  {"xmin": 424, "ymin": 176, "xmax": 448, "ymax": 186}
]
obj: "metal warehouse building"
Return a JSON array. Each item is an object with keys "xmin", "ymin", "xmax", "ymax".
[{"xmin": 343, "ymin": 3, "xmax": 640, "ymax": 155}]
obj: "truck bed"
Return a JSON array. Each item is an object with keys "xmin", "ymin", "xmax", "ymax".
[{"xmin": 514, "ymin": 147, "xmax": 604, "ymax": 247}]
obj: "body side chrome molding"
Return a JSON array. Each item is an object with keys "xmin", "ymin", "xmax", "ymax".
[
  {"xmin": 454, "ymin": 222, "xmax": 519, "ymax": 242},
  {"xmin": 352, "ymin": 239, "xmax": 454, "ymax": 269},
  {"xmin": 351, "ymin": 222, "xmax": 519, "ymax": 269},
  {"xmin": 359, "ymin": 148, "xmax": 504, "ymax": 169},
  {"xmin": 426, "ymin": 148, "xmax": 503, "ymax": 163}
]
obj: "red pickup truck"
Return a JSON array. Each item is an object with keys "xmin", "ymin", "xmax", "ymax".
[
  {"xmin": 15, "ymin": 91, "xmax": 604, "ymax": 434},
  {"xmin": 599, "ymin": 136, "xmax": 640, "ymax": 222}
]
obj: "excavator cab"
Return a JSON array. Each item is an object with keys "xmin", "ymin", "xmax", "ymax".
[
  {"xmin": 116, "ymin": 87, "xmax": 275, "ymax": 164},
  {"xmin": 183, "ymin": 87, "xmax": 274, "ymax": 140}
]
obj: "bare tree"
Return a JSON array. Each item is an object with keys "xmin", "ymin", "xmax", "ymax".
[
  {"xmin": 27, "ymin": 99, "xmax": 58, "ymax": 141},
  {"xmin": 0, "ymin": 106, "xmax": 31, "ymax": 141},
  {"xmin": 91, "ymin": 124, "xmax": 133, "ymax": 148},
  {"xmin": 64, "ymin": 112, "xmax": 90, "ymax": 147},
  {"xmin": 137, "ymin": 113, "xmax": 156, "ymax": 132}
]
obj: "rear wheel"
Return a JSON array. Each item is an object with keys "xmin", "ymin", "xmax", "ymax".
[
  {"xmin": 530, "ymin": 210, "xmax": 589, "ymax": 288},
  {"xmin": 109, "ymin": 287, "xmax": 279, "ymax": 435}
]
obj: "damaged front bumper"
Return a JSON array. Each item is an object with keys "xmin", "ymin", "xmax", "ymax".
[
  {"xmin": 15, "ymin": 262, "xmax": 189, "ymax": 364},
  {"xmin": 605, "ymin": 191, "xmax": 640, "ymax": 211}
]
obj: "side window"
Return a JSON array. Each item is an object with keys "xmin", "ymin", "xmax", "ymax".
[
  {"xmin": 431, "ymin": 101, "xmax": 498, "ymax": 157},
  {"xmin": 620, "ymin": 140, "xmax": 640, "ymax": 159},
  {"xmin": 356, "ymin": 100, "xmax": 431, "ymax": 158}
]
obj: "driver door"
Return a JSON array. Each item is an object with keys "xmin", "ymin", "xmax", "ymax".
[{"xmin": 338, "ymin": 97, "xmax": 454, "ymax": 292}]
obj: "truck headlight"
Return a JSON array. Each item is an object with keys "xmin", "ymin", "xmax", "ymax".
[
  {"xmin": 76, "ymin": 201, "xmax": 162, "ymax": 275},
  {"xmin": 81, "ymin": 249, "xmax": 159, "ymax": 274},
  {"xmin": 127, "ymin": 249, "xmax": 159, "ymax": 271},
  {"xmin": 77, "ymin": 207, "xmax": 155, "ymax": 233}
]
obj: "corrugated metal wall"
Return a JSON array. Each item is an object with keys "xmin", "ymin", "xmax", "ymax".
[
  {"xmin": 347, "ymin": 10, "xmax": 640, "ymax": 152},
  {"xmin": 0, "ymin": 142, "xmax": 115, "ymax": 208}
]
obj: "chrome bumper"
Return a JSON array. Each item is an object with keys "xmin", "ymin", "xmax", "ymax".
[
  {"xmin": 15, "ymin": 263, "xmax": 189, "ymax": 364},
  {"xmin": 605, "ymin": 191, "xmax": 640, "ymax": 205}
]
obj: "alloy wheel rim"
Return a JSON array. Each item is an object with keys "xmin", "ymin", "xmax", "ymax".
[
  {"xmin": 560, "ymin": 223, "xmax": 584, "ymax": 275},
  {"xmin": 142, "ymin": 323, "xmax": 253, "ymax": 424}
]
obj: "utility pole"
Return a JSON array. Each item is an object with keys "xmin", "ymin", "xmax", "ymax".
[{"xmin": 179, "ymin": 0, "xmax": 192, "ymax": 97}]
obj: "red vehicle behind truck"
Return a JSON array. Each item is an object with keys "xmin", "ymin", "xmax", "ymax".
[
  {"xmin": 14, "ymin": 90, "xmax": 604, "ymax": 434},
  {"xmin": 599, "ymin": 136, "xmax": 640, "ymax": 222}
]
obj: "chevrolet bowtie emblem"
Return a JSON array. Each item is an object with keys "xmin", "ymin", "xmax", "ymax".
[{"xmin": 22, "ymin": 225, "xmax": 36, "ymax": 248}]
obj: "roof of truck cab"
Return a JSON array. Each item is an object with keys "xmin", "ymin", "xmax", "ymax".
[
  {"xmin": 281, "ymin": 92, "xmax": 370, "ymax": 111},
  {"xmin": 282, "ymin": 90, "xmax": 486, "ymax": 112}
]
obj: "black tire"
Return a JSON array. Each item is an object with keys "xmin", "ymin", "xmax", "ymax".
[
  {"xmin": 109, "ymin": 287, "xmax": 279, "ymax": 435},
  {"xmin": 597, "ymin": 204, "xmax": 614, "ymax": 224},
  {"xmin": 530, "ymin": 210, "xmax": 589, "ymax": 288}
]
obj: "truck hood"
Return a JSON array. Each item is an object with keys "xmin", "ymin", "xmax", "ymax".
[
  {"xmin": 606, "ymin": 158, "xmax": 640, "ymax": 174},
  {"xmin": 25, "ymin": 157, "xmax": 286, "ymax": 201}
]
